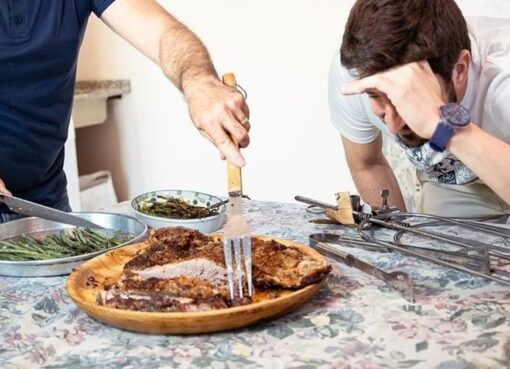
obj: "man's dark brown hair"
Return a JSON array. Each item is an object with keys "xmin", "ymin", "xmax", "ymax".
[{"xmin": 340, "ymin": 0, "xmax": 471, "ymax": 81}]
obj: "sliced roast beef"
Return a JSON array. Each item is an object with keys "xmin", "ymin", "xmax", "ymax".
[
  {"xmin": 98, "ymin": 227, "xmax": 330, "ymax": 312},
  {"xmin": 99, "ymin": 276, "xmax": 232, "ymax": 312}
]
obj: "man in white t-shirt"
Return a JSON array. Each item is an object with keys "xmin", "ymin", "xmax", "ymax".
[{"xmin": 329, "ymin": 0, "xmax": 510, "ymax": 218}]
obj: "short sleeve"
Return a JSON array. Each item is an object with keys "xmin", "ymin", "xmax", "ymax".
[
  {"xmin": 91, "ymin": 0, "xmax": 116, "ymax": 17},
  {"xmin": 327, "ymin": 50, "xmax": 381, "ymax": 144}
]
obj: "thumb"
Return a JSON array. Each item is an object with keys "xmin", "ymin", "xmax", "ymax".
[{"xmin": 0, "ymin": 178, "xmax": 12, "ymax": 196}]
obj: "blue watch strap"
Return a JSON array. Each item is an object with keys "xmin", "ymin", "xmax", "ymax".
[{"xmin": 429, "ymin": 122, "xmax": 454, "ymax": 152}]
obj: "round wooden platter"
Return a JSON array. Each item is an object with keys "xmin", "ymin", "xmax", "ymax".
[{"xmin": 66, "ymin": 235, "xmax": 328, "ymax": 334}]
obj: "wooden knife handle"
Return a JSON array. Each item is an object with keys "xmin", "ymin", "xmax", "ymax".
[{"xmin": 222, "ymin": 73, "xmax": 242, "ymax": 194}]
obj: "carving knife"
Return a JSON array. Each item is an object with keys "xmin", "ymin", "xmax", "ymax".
[{"xmin": 0, "ymin": 194, "xmax": 105, "ymax": 229}]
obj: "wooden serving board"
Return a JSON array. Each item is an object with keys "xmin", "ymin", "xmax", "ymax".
[{"xmin": 66, "ymin": 235, "xmax": 329, "ymax": 334}]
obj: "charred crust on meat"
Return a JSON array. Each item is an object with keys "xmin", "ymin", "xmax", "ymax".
[
  {"xmin": 124, "ymin": 227, "xmax": 223, "ymax": 270},
  {"xmin": 98, "ymin": 227, "xmax": 331, "ymax": 312}
]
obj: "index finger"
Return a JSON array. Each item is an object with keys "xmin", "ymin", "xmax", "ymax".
[
  {"xmin": 340, "ymin": 74, "xmax": 380, "ymax": 95},
  {"xmin": 213, "ymin": 129, "xmax": 246, "ymax": 167}
]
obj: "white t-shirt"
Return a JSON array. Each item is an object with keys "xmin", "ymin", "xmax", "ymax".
[{"xmin": 328, "ymin": 16, "xmax": 510, "ymax": 185}]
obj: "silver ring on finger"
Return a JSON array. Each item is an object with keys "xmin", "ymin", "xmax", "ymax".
[{"xmin": 235, "ymin": 83, "xmax": 248, "ymax": 100}]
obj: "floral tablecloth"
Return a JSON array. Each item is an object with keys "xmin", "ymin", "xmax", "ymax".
[{"xmin": 1, "ymin": 200, "xmax": 510, "ymax": 369}]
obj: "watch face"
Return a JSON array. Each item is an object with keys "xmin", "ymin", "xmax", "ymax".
[{"xmin": 440, "ymin": 103, "xmax": 471, "ymax": 127}]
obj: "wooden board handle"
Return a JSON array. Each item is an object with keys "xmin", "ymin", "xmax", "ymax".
[
  {"xmin": 222, "ymin": 73, "xmax": 242, "ymax": 194},
  {"xmin": 324, "ymin": 191, "xmax": 355, "ymax": 225}
]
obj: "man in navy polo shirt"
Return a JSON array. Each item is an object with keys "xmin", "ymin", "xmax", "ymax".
[{"xmin": 0, "ymin": 0, "xmax": 250, "ymax": 222}]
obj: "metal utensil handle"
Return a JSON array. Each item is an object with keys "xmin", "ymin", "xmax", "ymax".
[
  {"xmin": 222, "ymin": 73, "xmax": 243, "ymax": 196},
  {"xmin": 294, "ymin": 195, "xmax": 338, "ymax": 210},
  {"xmin": 368, "ymin": 214, "xmax": 510, "ymax": 260},
  {"xmin": 358, "ymin": 219, "xmax": 510, "ymax": 287},
  {"xmin": 309, "ymin": 234, "xmax": 414, "ymax": 302}
]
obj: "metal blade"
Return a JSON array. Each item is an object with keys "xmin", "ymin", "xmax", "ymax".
[
  {"xmin": 223, "ymin": 195, "xmax": 244, "ymax": 236},
  {"xmin": 233, "ymin": 237, "xmax": 243, "ymax": 298},
  {"xmin": 242, "ymin": 235, "xmax": 253, "ymax": 296},
  {"xmin": 223, "ymin": 238, "xmax": 235, "ymax": 300},
  {"xmin": 0, "ymin": 194, "xmax": 104, "ymax": 229},
  {"xmin": 309, "ymin": 234, "xmax": 415, "ymax": 302}
]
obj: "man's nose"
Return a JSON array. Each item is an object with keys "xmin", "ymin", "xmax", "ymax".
[{"xmin": 383, "ymin": 105, "xmax": 406, "ymax": 134}]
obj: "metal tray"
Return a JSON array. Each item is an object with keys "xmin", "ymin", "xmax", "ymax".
[{"xmin": 0, "ymin": 212, "xmax": 148, "ymax": 277}]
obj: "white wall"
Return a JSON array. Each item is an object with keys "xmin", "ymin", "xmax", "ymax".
[
  {"xmin": 76, "ymin": 0, "xmax": 356, "ymax": 205},
  {"xmin": 76, "ymin": 0, "xmax": 510, "ymax": 205}
]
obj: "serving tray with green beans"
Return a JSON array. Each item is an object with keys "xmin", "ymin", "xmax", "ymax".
[
  {"xmin": 0, "ymin": 228, "xmax": 130, "ymax": 261},
  {"xmin": 0, "ymin": 212, "xmax": 148, "ymax": 277}
]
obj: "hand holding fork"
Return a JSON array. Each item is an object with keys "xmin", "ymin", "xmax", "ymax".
[{"xmin": 221, "ymin": 73, "xmax": 253, "ymax": 300}]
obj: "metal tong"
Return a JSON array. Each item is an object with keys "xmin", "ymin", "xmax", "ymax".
[
  {"xmin": 309, "ymin": 233, "xmax": 415, "ymax": 302},
  {"xmin": 357, "ymin": 212, "xmax": 510, "ymax": 287},
  {"xmin": 297, "ymin": 192, "xmax": 510, "ymax": 287}
]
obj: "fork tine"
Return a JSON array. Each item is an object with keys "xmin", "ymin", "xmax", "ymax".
[
  {"xmin": 242, "ymin": 235, "xmax": 253, "ymax": 296},
  {"xmin": 223, "ymin": 238, "xmax": 235, "ymax": 300},
  {"xmin": 233, "ymin": 237, "xmax": 243, "ymax": 299}
]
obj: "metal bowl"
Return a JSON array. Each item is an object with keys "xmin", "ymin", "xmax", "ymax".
[
  {"xmin": 131, "ymin": 189, "xmax": 226, "ymax": 233},
  {"xmin": 0, "ymin": 212, "xmax": 148, "ymax": 277}
]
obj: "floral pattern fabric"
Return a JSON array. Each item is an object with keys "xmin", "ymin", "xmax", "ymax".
[{"xmin": 1, "ymin": 200, "xmax": 510, "ymax": 369}]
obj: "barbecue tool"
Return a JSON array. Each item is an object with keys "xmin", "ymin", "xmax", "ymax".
[
  {"xmin": 362, "ymin": 213, "xmax": 510, "ymax": 263},
  {"xmin": 309, "ymin": 233, "xmax": 415, "ymax": 302},
  {"xmin": 221, "ymin": 73, "xmax": 253, "ymax": 300},
  {"xmin": 294, "ymin": 194, "xmax": 409, "ymax": 226},
  {"xmin": 0, "ymin": 194, "xmax": 104, "ymax": 230},
  {"xmin": 357, "ymin": 216, "xmax": 510, "ymax": 287},
  {"xmin": 297, "ymin": 191, "xmax": 510, "ymax": 287}
]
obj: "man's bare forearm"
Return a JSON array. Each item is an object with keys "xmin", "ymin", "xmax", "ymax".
[
  {"xmin": 342, "ymin": 135, "xmax": 407, "ymax": 211},
  {"xmin": 449, "ymin": 123, "xmax": 510, "ymax": 205},
  {"xmin": 101, "ymin": 0, "xmax": 251, "ymax": 166},
  {"xmin": 101, "ymin": 0, "xmax": 219, "ymax": 92},
  {"xmin": 349, "ymin": 160, "xmax": 407, "ymax": 211},
  {"xmin": 159, "ymin": 23, "xmax": 218, "ymax": 93}
]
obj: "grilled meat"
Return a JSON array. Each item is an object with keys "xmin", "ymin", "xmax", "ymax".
[
  {"xmin": 252, "ymin": 238, "xmax": 331, "ymax": 289},
  {"xmin": 99, "ymin": 227, "xmax": 330, "ymax": 312},
  {"xmin": 123, "ymin": 227, "xmax": 225, "ymax": 286},
  {"xmin": 99, "ymin": 276, "xmax": 233, "ymax": 312}
]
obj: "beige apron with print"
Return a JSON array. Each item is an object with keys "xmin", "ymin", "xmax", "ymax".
[{"xmin": 416, "ymin": 171, "xmax": 510, "ymax": 221}]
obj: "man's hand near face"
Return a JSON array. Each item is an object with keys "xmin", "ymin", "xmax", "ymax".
[
  {"xmin": 341, "ymin": 61, "xmax": 447, "ymax": 140},
  {"xmin": 340, "ymin": 60, "xmax": 510, "ymax": 206}
]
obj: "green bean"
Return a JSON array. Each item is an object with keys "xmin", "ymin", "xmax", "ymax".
[
  {"xmin": 0, "ymin": 228, "xmax": 133, "ymax": 261},
  {"xmin": 139, "ymin": 197, "xmax": 219, "ymax": 219}
]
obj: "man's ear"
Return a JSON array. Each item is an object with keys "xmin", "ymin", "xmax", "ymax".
[{"xmin": 452, "ymin": 49, "xmax": 470, "ymax": 90}]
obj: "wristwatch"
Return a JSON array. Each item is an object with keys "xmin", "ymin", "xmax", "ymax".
[{"xmin": 429, "ymin": 103, "xmax": 471, "ymax": 152}]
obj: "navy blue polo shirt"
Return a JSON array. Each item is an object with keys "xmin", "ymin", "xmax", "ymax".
[{"xmin": 0, "ymin": 0, "xmax": 115, "ymax": 212}]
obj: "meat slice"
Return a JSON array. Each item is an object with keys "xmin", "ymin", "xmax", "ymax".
[
  {"xmin": 124, "ymin": 227, "xmax": 225, "ymax": 286},
  {"xmin": 252, "ymin": 238, "xmax": 332, "ymax": 289},
  {"xmin": 98, "ymin": 227, "xmax": 331, "ymax": 312},
  {"xmin": 99, "ymin": 276, "xmax": 232, "ymax": 312}
]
